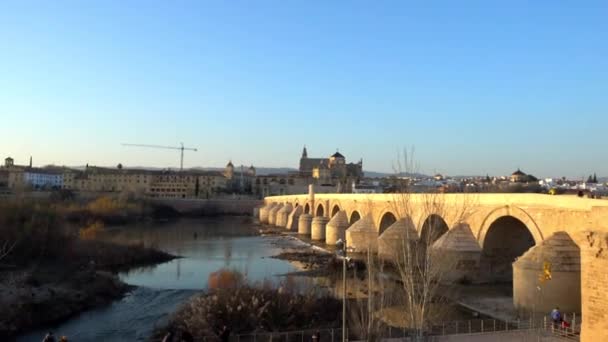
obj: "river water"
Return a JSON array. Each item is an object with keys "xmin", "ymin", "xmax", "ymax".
[{"xmin": 17, "ymin": 217, "xmax": 301, "ymax": 342}]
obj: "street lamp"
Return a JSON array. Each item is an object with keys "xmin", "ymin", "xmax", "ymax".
[{"xmin": 336, "ymin": 238, "xmax": 347, "ymax": 342}]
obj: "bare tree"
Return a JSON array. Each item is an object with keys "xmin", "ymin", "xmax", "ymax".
[
  {"xmin": 345, "ymin": 198, "xmax": 393, "ymax": 341},
  {"xmin": 348, "ymin": 247, "xmax": 396, "ymax": 342},
  {"xmin": 386, "ymin": 147, "xmax": 475, "ymax": 340},
  {"xmin": 0, "ymin": 240, "xmax": 17, "ymax": 262},
  {"xmin": 345, "ymin": 148, "xmax": 476, "ymax": 341}
]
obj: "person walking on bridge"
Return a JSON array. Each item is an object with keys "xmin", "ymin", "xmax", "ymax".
[
  {"xmin": 551, "ymin": 306, "xmax": 562, "ymax": 325},
  {"xmin": 551, "ymin": 306, "xmax": 570, "ymax": 329}
]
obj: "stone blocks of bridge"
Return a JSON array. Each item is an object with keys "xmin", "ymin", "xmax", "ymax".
[
  {"xmin": 377, "ymin": 218, "xmax": 419, "ymax": 260},
  {"xmin": 311, "ymin": 216, "xmax": 330, "ymax": 241},
  {"xmin": 513, "ymin": 231, "xmax": 581, "ymax": 314},
  {"xmin": 326, "ymin": 211, "xmax": 349, "ymax": 245},
  {"xmin": 298, "ymin": 214, "xmax": 313, "ymax": 235},
  {"xmin": 576, "ymin": 231, "xmax": 608, "ymax": 342},
  {"xmin": 431, "ymin": 224, "xmax": 482, "ymax": 283},
  {"xmin": 346, "ymin": 215, "xmax": 377, "ymax": 253},
  {"xmin": 268, "ymin": 203, "xmax": 283, "ymax": 226},
  {"xmin": 259, "ymin": 203, "xmax": 276, "ymax": 224},
  {"xmin": 276, "ymin": 203, "xmax": 293, "ymax": 228},
  {"xmin": 286, "ymin": 206, "xmax": 303, "ymax": 231}
]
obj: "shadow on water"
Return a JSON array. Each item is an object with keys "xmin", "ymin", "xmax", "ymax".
[{"xmin": 17, "ymin": 217, "xmax": 302, "ymax": 342}]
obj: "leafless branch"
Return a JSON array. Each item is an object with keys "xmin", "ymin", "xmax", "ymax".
[{"xmin": 0, "ymin": 240, "xmax": 17, "ymax": 261}]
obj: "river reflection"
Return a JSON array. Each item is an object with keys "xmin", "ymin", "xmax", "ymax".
[
  {"xmin": 113, "ymin": 218, "xmax": 297, "ymax": 289},
  {"xmin": 17, "ymin": 217, "xmax": 304, "ymax": 342}
]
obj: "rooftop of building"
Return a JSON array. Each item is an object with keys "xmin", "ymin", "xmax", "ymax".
[
  {"xmin": 71, "ymin": 166, "xmax": 225, "ymax": 177},
  {"xmin": 512, "ymin": 169, "xmax": 527, "ymax": 176}
]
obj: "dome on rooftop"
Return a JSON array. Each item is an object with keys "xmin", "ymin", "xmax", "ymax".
[{"xmin": 512, "ymin": 169, "xmax": 527, "ymax": 176}]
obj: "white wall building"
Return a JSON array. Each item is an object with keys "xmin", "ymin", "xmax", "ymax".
[
  {"xmin": 352, "ymin": 181, "xmax": 381, "ymax": 194},
  {"xmin": 24, "ymin": 170, "xmax": 63, "ymax": 189}
]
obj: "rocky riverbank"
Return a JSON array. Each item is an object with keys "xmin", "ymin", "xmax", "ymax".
[
  {"xmin": 261, "ymin": 233, "xmax": 344, "ymax": 277},
  {"xmin": 0, "ymin": 242, "xmax": 176, "ymax": 338},
  {"xmin": 0, "ymin": 198, "xmax": 179, "ymax": 338}
]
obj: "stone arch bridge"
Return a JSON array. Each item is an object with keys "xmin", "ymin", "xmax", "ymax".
[{"xmin": 258, "ymin": 189, "xmax": 608, "ymax": 342}]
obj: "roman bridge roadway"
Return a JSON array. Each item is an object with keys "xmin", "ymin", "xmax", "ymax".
[{"xmin": 257, "ymin": 188, "xmax": 608, "ymax": 342}]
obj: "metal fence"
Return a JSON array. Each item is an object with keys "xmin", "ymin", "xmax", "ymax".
[
  {"xmin": 199, "ymin": 314, "xmax": 580, "ymax": 342},
  {"xmin": 428, "ymin": 313, "xmax": 580, "ymax": 337},
  {"xmin": 224, "ymin": 328, "xmax": 343, "ymax": 342}
]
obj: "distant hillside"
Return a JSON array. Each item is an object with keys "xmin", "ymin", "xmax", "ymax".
[
  {"xmin": 362, "ymin": 171, "xmax": 429, "ymax": 179},
  {"xmin": 363, "ymin": 171, "xmax": 391, "ymax": 178}
]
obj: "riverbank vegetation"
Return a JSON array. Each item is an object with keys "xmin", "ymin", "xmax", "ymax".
[
  {"xmin": 59, "ymin": 195, "xmax": 180, "ymax": 225},
  {"xmin": 156, "ymin": 270, "xmax": 341, "ymax": 341},
  {"xmin": 0, "ymin": 199, "xmax": 176, "ymax": 337}
]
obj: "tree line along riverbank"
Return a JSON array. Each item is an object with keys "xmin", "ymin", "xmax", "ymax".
[{"xmin": 0, "ymin": 198, "xmax": 178, "ymax": 338}]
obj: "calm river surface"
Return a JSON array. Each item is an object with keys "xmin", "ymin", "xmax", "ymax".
[{"xmin": 17, "ymin": 217, "xmax": 300, "ymax": 342}]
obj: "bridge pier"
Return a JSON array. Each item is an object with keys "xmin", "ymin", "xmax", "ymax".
[
  {"xmin": 259, "ymin": 203, "xmax": 276, "ymax": 224},
  {"xmin": 326, "ymin": 210, "xmax": 349, "ymax": 245},
  {"xmin": 377, "ymin": 218, "xmax": 418, "ymax": 260},
  {"xmin": 346, "ymin": 215, "xmax": 377, "ymax": 253},
  {"xmin": 575, "ymin": 231, "xmax": 608, "ymax": 342},
  {"xmin": 311, "ymin": 216, "xmax": 329, "ymax": 241},
  {"xmin": 276, "ymin": 203, "xmax": 293, "ymax": 228},
  {"xmin": 286, "ymin": 206, "xmax": 303, "ymax": 231},
  {"xmin": 513, "ymin": 231, "xmax": 581, "ymax": 314},
  {"xmin": 431, "ymin": 224, "xmax": 482, "ymax": 283},
  {"xmin": 298, "ymin": 213, "xmax": 313, "ymax": 235},
  {"xmin": 268, "ymin": 203, "xmax": 283, "ymax": 226}
]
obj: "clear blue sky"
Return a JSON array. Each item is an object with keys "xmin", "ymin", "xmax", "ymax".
[{"xmin": 1, "ymin": 1, "xmax": 606, "ymax": 178}]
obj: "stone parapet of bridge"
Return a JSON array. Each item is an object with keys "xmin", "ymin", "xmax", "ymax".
[{"xmin": 263, "ymin": 193, "xmax": 608, "ymax": 243}]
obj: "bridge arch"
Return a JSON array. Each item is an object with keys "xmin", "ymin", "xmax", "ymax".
[
  {"xmin": 477, "ymin": 205, "xmax": 542, "ymax": 283},
  {"xmin": 378, "ymin": 211, "xmax": 397, "ymax": 234},
  {"xmin": 315, "ymin": 203, "xmax": 325, "ymax": 217},
  {"xmin": 349, "ymin": 210, "xmax": 361, "ymax": 225},
  {"xmin": 477, "ymin": 206, "xmax": 542, "ymax": 249},
  {"xmin": 331, "ymin": 204, "xmax": 341, "ymax": 218},
  {"xmin": 419, "ymin": 214, "xmax": 449, "ymax": 244}
]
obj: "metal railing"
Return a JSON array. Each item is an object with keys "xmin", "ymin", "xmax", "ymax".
[
  {"xmin": 541, "ymin": 313, "xmax": 581, "ymax": 341},
  {"xmin": 197, "ymin": 314, "xmax": 581, "ymax": 342},
  {"xmin": 426, "ymin": 314, "xmax": 580, "ymax": 340},
  {"xmin": 198, "ymin": 328, "xmax": 343, "ymax": 342},
  {"xmin": 233, "ymin": 328, "xmax": 343, "ymax": 342}
]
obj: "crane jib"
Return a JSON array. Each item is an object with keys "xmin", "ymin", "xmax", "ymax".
[{"xmin": 121, "ymin": 143, "xmax": 198, "ymax": 171}]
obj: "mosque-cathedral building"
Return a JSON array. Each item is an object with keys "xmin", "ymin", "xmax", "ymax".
[
  {"xmin": 252, "ymin": 146, "xmax": 363, "ymax": 196},
  {"xmin": 298, "ymin": 146, "xmax": 363, "ymax": 184}
]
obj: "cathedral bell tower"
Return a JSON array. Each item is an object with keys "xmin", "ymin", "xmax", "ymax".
[{"xmin": 299, "ymin": 145, "xmax": 308, "ymax": 173}]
